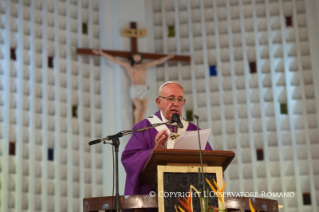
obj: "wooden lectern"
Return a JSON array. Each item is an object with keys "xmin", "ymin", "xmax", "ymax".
[
  {"xmin": 83, "ymin": 149, "xmax": 279, "ymax": 211},
  {"xmin": 141, "ymin": 149, "xmax": 235, "ymax": 184},
  {"xmin": 142, "ymin": 149, "xmax": 234, "ymax": 211}
]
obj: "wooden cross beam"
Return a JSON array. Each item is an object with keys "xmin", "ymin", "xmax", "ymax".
[{"xmin": 76, "ymin": 22, "xmax": 191, "ymax": 63}]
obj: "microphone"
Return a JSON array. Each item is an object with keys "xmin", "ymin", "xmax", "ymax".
[
  {"xmin": 193, "ymin": 114, "xmax": 206, "ymax": 197},
  {"xmin": 89, "ymin": 139, "xmax": 102, "ymax": 145},
  {"xmin": 171, "ymin": 113, "xmax": 183, "ymax": 128},
  {"xmin": 89, "ymin": 132, "xmax": 124, "ymax": 145},
  {"xmin": 193, "ymin": 114, "xmax": 202, "ymax": 150}
]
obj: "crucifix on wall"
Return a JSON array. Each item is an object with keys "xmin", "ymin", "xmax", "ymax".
[{"xmin": 77, "ymin": 22, "xmax": 191, "ymax": 124}]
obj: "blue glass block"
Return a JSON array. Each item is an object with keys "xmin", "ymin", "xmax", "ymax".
[
  {"xmin": 209, "ymin": 66, "xmax": 217, "ymax": 76},
  {"xmin": 48, "ymin": 148, "xmax": 54, "ymax": 161}
]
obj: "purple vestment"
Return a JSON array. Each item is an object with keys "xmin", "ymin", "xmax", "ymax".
[{"xmin": 121, "ymin": 111, "xmax": 213, "ymax": 196}]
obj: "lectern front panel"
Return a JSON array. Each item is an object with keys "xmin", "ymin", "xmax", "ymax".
[{"xmin": 157, "ymin": 166, "xmax": 224, "ymax": 212}]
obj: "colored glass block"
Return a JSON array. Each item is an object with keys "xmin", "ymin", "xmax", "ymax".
[
  {"xmin": 209, "ymin": 66, "xmax": 217, "ymax": 76},
  {"xmin": 48, "ymin": 57, "xmax": 54, "ymax": 68},
  {"xmin": 186, "ymin": 110, "xmax": 193, "ymax": 122},
  {"xmin": 256, "ymin": 149, "xmax": 264, "ymax": 161},
  {"xmin": 280, "ymin": 103, "xmax": 288, "ymax": 114},
  {"xmin": 303, "ymin": 192, "xmax": 311, "ymax": 205},
  {"xmin": 286, "ymin": 16, "xmax": 293, "ymax": 27},
  {"xmin": 11, "ymin": 48, "xmax": 16, "ymax": 60},
  {"xmin": 9, "ymin": 142, "xmax": 16, "ymax": 155},
  {"xmin": 249, "ymin": 62, "xmax": 257, "ymax": 73},
  {"xmin": 167, "ymin": 26, "xmax": 175, "ymax": 37},
  {"xmin": 48, "ymin": 148, "xmax": 54, "ymax": 161},
  {"xmin": 82, "ymin": 23, "xmax": 88, "ymax": 34},
  {"xmin": 72, "ymin": 105, "xmax": 78, "ymax": 118}
]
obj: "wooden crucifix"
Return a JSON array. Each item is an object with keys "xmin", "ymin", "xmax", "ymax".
[{"xmin": 77, "ymin": 22, "xmax": 191, "ymax": 124}]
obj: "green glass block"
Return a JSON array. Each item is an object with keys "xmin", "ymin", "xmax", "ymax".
[
  {"xmin": 186, "ymin": 110, "xmax": 193, "ymax": 122},
  {"xmin": 72, "ymin": 105, "xmax": 78, "ymax": 118},
  {"xmin": 280, "ymin": 103, "xmax": 288, "ymax": 114},
  {"xmin": 168, "ymin": 26, "xmax": 175, "ymax": 37},
  {"xmin": 82, "ymin": 22, "xmax": 88, "ymax": 34}
]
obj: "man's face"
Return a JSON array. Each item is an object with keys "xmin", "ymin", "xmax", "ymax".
[
  {"xmin": 156, "ymin": 83, "xmax": 185, "ymax": 120},
  {"xmin": 133, "ymin": 54, "xmax": 142, "ymax": 63}
]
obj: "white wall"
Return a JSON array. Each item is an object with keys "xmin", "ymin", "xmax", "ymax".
[
  {"xmin": 0, "ymin": 0, "xmax": 160, "ymax": 211},
  {"xmin": 0, "ymin": 0, "xmax": 104, "ymax": 211},
  {"xmin": 150, "ymin": 0, "xmax": 319, "ymax": 211},
  {"xmin": 2, "ymin": 0, "xmax": 318, "ymax": 212}
]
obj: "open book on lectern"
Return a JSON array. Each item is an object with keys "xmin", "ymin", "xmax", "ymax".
[{"xmin": 172, "ymin": 129, "xmax": 211, "ymax": 150}]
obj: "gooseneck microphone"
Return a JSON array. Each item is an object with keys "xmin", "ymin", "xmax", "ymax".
[
  {"xmin": 89, "ymin": 132, "xmax": 124, "ymax": 146},
  {"xmin": 89, "ymin": 139, "xmax": 102, "ymax": 146},
  {"xmin": 171, "ymin": 113, "xmax": 183, "ymax": 128}
]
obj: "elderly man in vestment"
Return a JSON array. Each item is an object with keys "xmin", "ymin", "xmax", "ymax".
[{"xmin": 121, "ymin": 81, "xmax": 212, "ymax": 199}]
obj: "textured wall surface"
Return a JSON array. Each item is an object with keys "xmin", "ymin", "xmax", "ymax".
[
  {"xmin": 150, "ymin": 0, "xmax": 319, "ymax": 211},
  {"xmin": 0, "ymin": 0, "xmax": 102, "ymax": 211},
  {"xmin": 1, "ymin": 0, "xmax": 319, "ymax": 212}
]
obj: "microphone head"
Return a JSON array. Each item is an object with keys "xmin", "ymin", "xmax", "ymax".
[
  {"xmin": 193, "ymin": 114, "xmax": 199, "ymax": 119},
  {"xmin": 172, "ymin": 113, "xmax": 180, "ymax": 121},
  {"xmin": 172, "ymin": 113, "xmax": 183, "ymax": 128},
  {"xmin": 89, "ymin": 139, "xmax": 101, "ymax": 146}
]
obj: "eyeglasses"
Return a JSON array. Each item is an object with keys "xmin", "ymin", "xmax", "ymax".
[{"xmin": 159, "ymin": 96, "xmax": 185, "ymax": 104}]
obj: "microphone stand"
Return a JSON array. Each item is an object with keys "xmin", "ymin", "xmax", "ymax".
[
  {"xmin": 88, "ymin": 121, "xmax": 175, "ymax": 212},
  {"xmin": 193, "ymin": 115, "xmax": 206, "ymax": 211}
]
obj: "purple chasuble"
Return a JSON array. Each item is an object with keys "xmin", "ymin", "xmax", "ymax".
[{"xmin": 121, "ymin": 111, "xmax": 213, "ymax": 196}]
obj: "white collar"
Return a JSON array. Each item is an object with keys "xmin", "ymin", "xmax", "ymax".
[
  {"xmin": 160, "ymin": 110, "xmax": 181, "ymax": 123},
  {"xmin": 160, "ymin": 110, "xmax": 169, "ymax": 122},
  {"xmin": 160, "ymin": 110, "xmax": 184, "ymax": 127}
]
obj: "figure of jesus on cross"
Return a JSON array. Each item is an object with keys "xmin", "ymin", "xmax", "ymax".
[
  {"xmin": 77, "ymin": 22, "xmax": 190, "ymax": 124},
  {"xmin": 93, "ymin": 49, "xmax": 174, "ymax": 124}
]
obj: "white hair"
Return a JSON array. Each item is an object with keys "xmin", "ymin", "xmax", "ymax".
[{"xmin": 158, "ymin": 81, "xmax": 184, "ymax": 96}]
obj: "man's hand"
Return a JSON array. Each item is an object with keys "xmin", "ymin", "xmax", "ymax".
[
  {"xmin": 92, "ymin": 49, "xmax": 103, "ymax": 55},
  {"xmin": 167, "ymin": 54, "xmax": 175, "ymax": 59},
  {"xmin": 154, "ymin": 129, "xmax": 169, "ymax": 149}
]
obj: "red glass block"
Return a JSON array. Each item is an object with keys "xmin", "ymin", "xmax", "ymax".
[
  {"xmin": 9, "ymin": 142, "xmax": 16, "ymax": 155},
  {"xmin": 11, "ymin": 48, "xmax": 16, "ymax": 60},
  {"xmin": 286, "ymin": 16, "xmax": 293, "ymax": 27},
  {"xmin": 303, "ymin": 192, "xmax": 311, "ymax": 205},
  {"xmin": 249, "ymin": 62, "xmax": 257, "ymax": 73},
  {"xmin": 48, "ymin": 57, "xmax": 54, "ymax": 68},
  {"xmin": 256, "ymin": 149, "xmax": 264, "ymax": 161}
]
